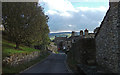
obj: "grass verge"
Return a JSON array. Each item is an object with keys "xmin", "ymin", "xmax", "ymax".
[{"xmin": 54, "ymin": 50, "xmax": 59, "ymax": 54}]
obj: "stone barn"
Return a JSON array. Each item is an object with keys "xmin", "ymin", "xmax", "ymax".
[{"xmin": 95, "ymin": 1, "xmax": 120, "ymax": 73}]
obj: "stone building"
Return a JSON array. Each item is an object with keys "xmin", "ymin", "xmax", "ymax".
[
  {"xmin": 63, "ymin": 29, "xmax": 95, "ymax": 51},
  {"xmin": 84, "ymin": 29, "xmax": 95, "ymax": 38},
  {"xmin": 95, "ymin": 1, "xmax": 120, "ymax": 73},
  {"xmin": 54, "ymin": 29, "xmax": 95, "ymax": 51},
  {"xmin": 62, "ymin": 38, "xmax": 72, "ymax": 51},
  {"xmin": 54, "ymin": 36, "xmax": 67, "ymax": 49},
  {"xmin": 62, "ymin": 31, "xmax": 82, "ymax": 51},
  {"xmin": 70, "ymin": 29, "xmax": 95, "ymax": 43}
]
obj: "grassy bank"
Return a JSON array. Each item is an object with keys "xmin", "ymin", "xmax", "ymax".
[
  {"xmin": 2, "ymin": 39, "xmax": 40, "ymax": 59},
  {"xmin": 2, "ymin": 39, "xmax": 50, "ymax": 74}
]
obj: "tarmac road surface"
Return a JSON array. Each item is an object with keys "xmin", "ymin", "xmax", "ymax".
[{"xmin": 20, "ymin": 52, "xmax": 70, "ymax": 73}]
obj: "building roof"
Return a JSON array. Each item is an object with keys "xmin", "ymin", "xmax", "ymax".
[
  {"xmin": 68, "ymin": 35, "xmax": 82, "ymax": 41},
  {"xmin": 54, "ymin": 37, "xmax": 67, "ymax": 41}
]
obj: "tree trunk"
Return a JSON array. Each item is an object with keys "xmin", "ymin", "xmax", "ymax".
[{"xmin": 15, "ymin": 42, "xmax": 19, "ymax": 49}]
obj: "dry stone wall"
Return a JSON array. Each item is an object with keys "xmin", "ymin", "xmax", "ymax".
[
  {"xmin": 68, "ymin": 38, "xmax": 96, "ymax": 65},
  {"xmin": 118, "ymin": 2, "xmax": 120, "ymax": 72},
  {"xmin": 3, "ymin": 51, "xmax": 41, "ymax": 66},
  {"xmin": 95, "ymin": 2, "xmax": 120, "ymax": 73}
]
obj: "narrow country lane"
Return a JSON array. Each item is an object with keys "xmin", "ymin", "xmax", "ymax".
[{"xmin": 20, "ymin": 52, "xmax": 70, "ymax": 73}]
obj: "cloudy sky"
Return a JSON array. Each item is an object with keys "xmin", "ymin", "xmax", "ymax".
[{"xmin": 39, "ymin": 0, "xmax": 109, "ymax": 33}]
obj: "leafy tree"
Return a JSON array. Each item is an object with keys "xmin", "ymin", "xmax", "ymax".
[{"xmin": 2, "ymin": 2, "xmax": 50, "ymax": 49}]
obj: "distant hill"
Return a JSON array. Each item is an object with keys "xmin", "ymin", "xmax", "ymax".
[
  {"xmin": 49, "ymin": 32, "xmax": 80, "ymax": 40},
  {"xmin": 49, "ymin": 32, "xmax": 72, "ymax": 40}
]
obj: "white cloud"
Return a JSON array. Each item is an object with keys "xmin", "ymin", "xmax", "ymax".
[
  {"xmin": 68, "ymin": 24, "xmax": 73, "ymax": 27},
  {"xmin": 46, "ymin": 10, "xmax": 58, "ymax": 15},
  {"xmin": 76, "ymin": 6, "xmax": 109, "ymax": 12},
  {"xmin": 81, "ymin": 14, "xmax": 85, "ymax": 17},
  {"xmin": 39, "ymin": 0, "xmax": 109, "ymax": 17},
  {"xmin": 60, "ymin": 12, "xmax": 72, "ymax": 17},
  {"xmin": 39, "ymin": 0, "xmax": 109, "ymax": 32},
  {"xmin": 39, "ymin": 0, "xmax": 78, "ymax": 17},
  {"xmin": 39, "ymin": 0, "xmax": 76, "ymax": 12}
]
